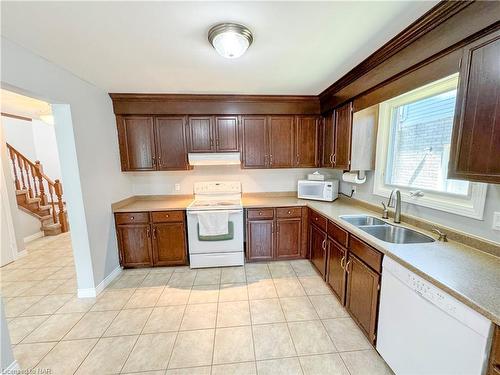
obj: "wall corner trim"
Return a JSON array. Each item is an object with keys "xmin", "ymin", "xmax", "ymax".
[{"xmin": 4, "ymin": 360, "xmax": 20, "ymax": 372}]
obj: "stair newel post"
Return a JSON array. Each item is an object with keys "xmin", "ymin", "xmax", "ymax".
[
  {"xmin": 35, "ymin": 161, "xmax": 47, "ymax": 205},
  {"xmin": 48, "ymin": 183, "xmax": 57, "ymax": 224},
  {"xmin": 24, "ymin": 159, "xmax": 33, "ymax": 198},
  {"xmin": 54, "ymin": 179, "xmax": 68, "ymax": 232},
  {"xmin": 8, "ymin": 146, "xmax": 21, "ymax": 190},
  {"xmin": 30, "ymin": 164, "xmax": 39, "ymax": 198}
]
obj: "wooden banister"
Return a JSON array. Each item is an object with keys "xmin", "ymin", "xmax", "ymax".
[{"xmin": 6, "ymin": 142, "xmax": 68, "ymax": 233}]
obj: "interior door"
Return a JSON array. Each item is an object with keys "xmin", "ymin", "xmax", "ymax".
[
  {"xmin": 309, "ymin": 223, "xmax": 327, "ymax": 278},
  {"xmin": 215, "ymin": 116, "xmax": 239, "ymax": 152},
  {"xmin": 188, "ymin": 116, "xmax": 214, "ymax": 152},
  {"xmin": 152, "ymin": 222, "xmax": 187, "ymax": 266},
  {"xmin": 247, "ymin": 219, "xmax": 274, "ymax": 261},
  {"xmin": 327, "ymin": 239, "xmax": 347, "ymax": 304},
  {"xmin": 268, "ymin": 116, "xmax": 295, "ymax": 168},
  {"xmin": 241, "ymin": 116, "xmax": 268, "ymax": 168},
  {"xmin": 117, "ymin": 116, "xmax": 156, "ymax": 171},
  {"xmin": 321, "ymin": 113, "xmax": 335, "ymax": 167},
  {"xmin": 116, "ymin": 224, "xmax": 153, "ymax": 267},
  {"xmin": 155, "ymin": 117, "xmax": 188, "ymax": 170},
  {"xmin": 296, "ymin": 116, "xmax": 318, "ymax": 167},
  {"xmin": 334, "ymin": 102, "xmax": 353, "ymax": 170},
  {"xmin": 275, "ymin": 218, "xmax": 302, "ymax": 259}
]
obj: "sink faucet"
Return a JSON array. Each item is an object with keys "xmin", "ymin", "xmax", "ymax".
[{"xmin": 387, "ymin": 189, "xmax": 401, "ymax": 224}]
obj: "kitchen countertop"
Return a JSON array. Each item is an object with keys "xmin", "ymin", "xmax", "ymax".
[{"xmin": 112, "ymin": 194, "xmax": 500, "ymax": 325}]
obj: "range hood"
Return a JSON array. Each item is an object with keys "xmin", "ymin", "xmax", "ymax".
[{"xmin": 188, "ymin": 152, "xmax": 241, "ymax": 166}]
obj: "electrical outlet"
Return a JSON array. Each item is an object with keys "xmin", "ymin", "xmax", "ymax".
[
  {"xmin": 351, "ymin": 185, "xmax": 357, "ymax": 194},
  {"xmin": 174, "ymin": 184, "xmax": 180, "ymax": 192},
  {"xmin": 493, "ymin": 212, "xmax": 500, "ymax": 231}
]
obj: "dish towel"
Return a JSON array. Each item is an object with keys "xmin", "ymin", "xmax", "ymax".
[{"xmin": 197, "ymin": 211, "xmax": 229, "ymax": 236}]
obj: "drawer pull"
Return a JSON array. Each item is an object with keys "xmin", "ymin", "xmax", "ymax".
[
  {"xmin": 315, "ymin": 217, "xmax": 318, "ymax": 221},
  {"xmin": 165, "ymin": 214, "xmax": 169, "ymax": 218},
  {"xmin": 287, "ymin": 210, "xmax": 291, "ymax": 214},
  {"xmin": 130, "ymin": 216, "xmax": 134, "ymax": 220},
  {"xmin": 259, "ymin": 211, "xmax": 263, "ymax": 216}
]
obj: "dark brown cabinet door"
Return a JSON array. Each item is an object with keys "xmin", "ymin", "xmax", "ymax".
[
  {"xmin": 275, "ymin": 218, "xmax": 302, "ymax": 260},
  {"xmin": 247, "ymin": 219, "xmax": 274, "ymax": 261},
  {"xmin": 116, "ymin": 224, "xmax": 153, "ymax": 267},
  {"xmin": 345, "ymin": 254, "xmax": 380, "ymax": 344},
  {"xmin": 155, "ymin": 117, "xmax": 188, "ymax": 170},
  {"xmin": 241, "ymin": 116, "xmax": 268, "ymax": 168},
  {"xmin": 152, "ymin": 222, "xmax": 187, "ymax": 266},
  {"xmin": 268, "ymin": 116, "xmax": 295, "ymax": 168},
  {"xmin": 309, "ymin": 223, "xmax": 327, "ymax": 278},
  {"xmin": 320, "ymin": 113, "xmax": 335, "ymax": 167},
  {"xmin": 296, "ymin": 116, "xmax": 319, "ymax": 167},
  {"xmin": 449, "ymin": 30, "xmax": 500, "ymax": 183},
  {"xmin": 215, "ymin": 116, "xmax": 239, "ymax": 152},
  {"xmin": 117, "ymin": 116, "xmax": 156, "ymax": 171},
  {"xmin": 188, "ymin": 116, "xmax": 214, "ymax": 152},
  {"xmin": 334, "ymin": 102, "xmax": 353, "ymax": 170},
  {"xmin": 327, "ymin": 240, "xmax": 347, "ymax": 304}
]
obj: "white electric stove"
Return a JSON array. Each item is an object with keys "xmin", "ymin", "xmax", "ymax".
[{"xmin": 186, "ymin": 181, "xmax": 244, "ymax": 268}]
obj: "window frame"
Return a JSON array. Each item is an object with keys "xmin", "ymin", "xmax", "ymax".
[{"xmin": 373, "ymin": 74, "xmax": 487, "ymax": 220}]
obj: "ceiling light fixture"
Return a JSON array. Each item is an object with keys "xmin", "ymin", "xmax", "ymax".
[{"xmin": 208, "ymin": 23, "xmax": 253, "ymax": 59}]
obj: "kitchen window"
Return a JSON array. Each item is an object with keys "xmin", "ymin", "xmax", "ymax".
[{"xmin": 373, "ymin": 74, "xmax": 487, "ymax": 219}]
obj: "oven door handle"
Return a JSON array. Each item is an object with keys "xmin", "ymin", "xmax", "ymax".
[{"xmin": 187, "ymin": 210, "xmax": 243, "ymax": 215}]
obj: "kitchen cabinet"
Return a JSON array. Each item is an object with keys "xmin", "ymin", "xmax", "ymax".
[
  {"xmin": 116, "ymin": 224, "xmax": 153, "ymax": 267},
  {"xmin": 309, "ymin": 221, "xmax": 328, "ymax": 278},
  {"xmin": 155, "ymin": 117, "xmax": 189, "ymax": 170},
  {"xmin": 448, "ymin": 29, "xmax": 500, "ymax": 183},
  {"xmin": 275, "ymin": 218, "xmax": 302, "ymax": 259},
  {"xmin": 296, "ymin": 116, "xmax": 319, "ymax": 167},
  {"xmin": 488, "ymin": 325, "xmax": 500, "ymax": 375},
  {"xmin": 268, "ymin": 116, "xmax": 295, "ymax": 168},
  {"xmin": 247, "ymin": 219, "xmax": 274, "ymax": 261},
  {"xmin": 117, "ymin": 116, "xmax": 156, "ymax": 171},
  {"xmin": 241, "ymin": 116, "xmax": 268, "ymax": 168},
  {"xmin": 152, "ymin": 222, "xmax": 187, "ymax": 266},
  {"xmin": 327, "ymin": 239, "xmax": 347, "ymax": 304},
  {"xmin": 320, "ymin": 113, "xmax": 335, "ymax": 167},
  {"xmin": 187, "ymin": 116, "xmax": 239, "ymax": 153},
  {"xmin": 215, "ymin": 116, "xmax": 239, "ymax": 152},
  {"xmin": 334, "ymin": 101, "xmax": 353, "ymax": 170}
]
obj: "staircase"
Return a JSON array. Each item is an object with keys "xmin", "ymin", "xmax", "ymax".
[{"xmin": 7, "ymin": 143, "xmax": 69, "ymax": 236}]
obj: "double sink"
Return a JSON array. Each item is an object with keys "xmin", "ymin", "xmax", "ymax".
[{"xmin": 340, "ymin": 215, "xmax": 435, "ymax": 244}]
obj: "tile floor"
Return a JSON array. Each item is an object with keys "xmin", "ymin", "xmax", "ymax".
[{"xmin": 1, "ymin": 233, "xmax": 393, "ymax": 375}]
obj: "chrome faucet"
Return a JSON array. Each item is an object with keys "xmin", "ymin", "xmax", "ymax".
[{"xmin": 387, "ymin": 189, "xmax": 401, "ymax": 223}]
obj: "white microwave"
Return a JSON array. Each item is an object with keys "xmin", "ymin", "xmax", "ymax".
[{"xmin": 297, "ymin": 179, "xmax": 338, "ymax": 202}]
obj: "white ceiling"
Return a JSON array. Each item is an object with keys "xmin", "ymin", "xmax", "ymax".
[{"xmin": 1, "ymin": 1, "xmax": 437, "ymax": 95}]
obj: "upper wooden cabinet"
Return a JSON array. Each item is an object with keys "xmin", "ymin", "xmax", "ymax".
[
  {"xmin": 187, "ymin": 115, "xmax": 239, "ymax": 153},
  {"xmin": 296, "ymin": 116, "xmax": 319, "ymax": 167},
  {"xmin": 268, "ymin": 116, "xmax": 295, "ymax": 168},
  {"xmin": 155, "ymin": 117, "xmax": 189, "ymax": 170},
  {"xmin": 320, "ymin": 113, "xmax": 335, "ymax": 167},
  {"xmin": 448, "ymin": 30, "xmax": 500, "ymax": 183},
  {"xmin": 334, "ymin": 102, "xmax": 353, "ymax": 170},
  {"xmin": 241, "ymin": 116, "xmax": 268, "ymax": 168}
]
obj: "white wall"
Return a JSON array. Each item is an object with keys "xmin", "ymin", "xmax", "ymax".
[
  {"xmin": 2, "ymin": 116, "xmax": 37, "ymax": 161},
  {"xmin": 1, "ymin": 37, "xmax": 132, "ymax": 293}
]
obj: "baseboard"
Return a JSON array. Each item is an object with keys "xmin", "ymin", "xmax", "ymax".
[
  {"xmin": 3, "ymin": 360, "xmax": 20, "ymax": 373},
  {"xmin": 23, "ymin": 231, "xmax": 44, "ymax": 243},
  {"xmin": 77, "ymin": 265, "xmax": 122, "ymax": 299},
  {"xmin": 16, "ymin": 249, "xmax": 28, "ymax": 258}
]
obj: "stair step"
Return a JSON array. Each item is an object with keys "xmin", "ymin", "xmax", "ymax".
[
  {"xmin": 42, "ymin": 222, "xmax": 62, "ymax": 236},
  {"xmin": 26, "ymin": 197, "xmax": 42, "ymax": 204},
  {"xmin": 16, "ymin": 189, "xmax": 28, "ymax": 196}
]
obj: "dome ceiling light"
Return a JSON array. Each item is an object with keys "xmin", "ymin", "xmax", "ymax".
[{"xmin": 208, "ymin": 23, "xmax": 253, "ymax": 59}]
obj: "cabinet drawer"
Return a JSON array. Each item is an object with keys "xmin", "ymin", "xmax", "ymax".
[
  {"xmin": 309, "ymin": 209, "xmax": 327, "ymax": 231},
  {"xmin": 349, "ymin": 236, "xmax": 382, "ymax": 273},
  {"xmin": 276, "ymin": 207, "xmax": 303, "ymax": 218},
  {"xmin": 115, "ymin": 212, "xmax": 150, "ymax": 225},
  {"xmin": 151, "ymin": 210, "xmax": 184, "ymax": 223},
  {"xmin": 247, "ymin": 208, "xmax": 274, "ymax": 220},
  {"xmin": 327, "ymin": 220, "xmax": 348, "ymax": 247}
]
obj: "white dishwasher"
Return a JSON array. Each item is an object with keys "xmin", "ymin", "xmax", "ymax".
[{"xmin": 377, "ymin": 257, "xmax": 492, "ymax": 375}]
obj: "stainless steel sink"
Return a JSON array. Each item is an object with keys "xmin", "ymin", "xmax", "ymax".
[{"xmin": 339, "ymin": 215, "xmax": 435, "ymax": 244}]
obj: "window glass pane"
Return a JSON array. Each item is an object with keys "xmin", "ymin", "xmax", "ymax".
[{"xmin": 385, "ymin": 86, "xmax": 469, "ymax": 195}]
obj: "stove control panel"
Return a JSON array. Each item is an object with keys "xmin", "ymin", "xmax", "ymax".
[{"xmin": 194, "ymin": 181, "xmax": 241, "ymax": 195}]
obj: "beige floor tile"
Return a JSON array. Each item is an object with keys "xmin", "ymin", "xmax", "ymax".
[
  {"xmin": 46, "ymin": 266, "xmax": 76, "ymax": 280},
  {"xmin": 19, "ymin": 279, "xmax": 66, "ymax": 296},
  {"xmin": 217, "ymin": 300, "xmax": 251, "ymax": 327},
  {"xmin": 280, "ymin": 297, "xmax": 319, "ymax": 322},
  {"xmin": 157, "ymin": 286, "xmax": 192, "ymax": 306},
  {"xmin": 8, "ymin": 315, "xmax": 49, "ymax": 344},
  {"xmin": 252, "ymin": 323, "xmax": 296, "ymax": 360},
  {"xmin": 268, "ymin": 262, "xmax": 296, "ymax": 279},
  {"xmin": 323, "ymin": 318, "xmax": 372, "ymax": 352},
  {"xmin": 75, "ymin": 335, "xmax": 137, "ymax": 375},
  {"xmin": 248, "ymin": 279, "xmax": 277, "ymax": 300},
  {"xmin": 309, "ymin": 294, "xmax": 348, "ymax": 319},
  {"xmin": 256, "ymin": 357, "xmax": 303, "ymax": 375},
  {"xmin": 0, "ymin": 281, "xmax": 37, "ymax": 297},
  {"xmin": 143, "ymin": 305, "xmax": 185, "ymax": 333},
  {"xmin": 212, "ymin": 362, "xmax": 256, "ymax": 375},
  {"xmin": 121, "ymin": 268, "xmax": 151, "ymax": 276},
  {"xmin": 49, "ymin": 279, "xmax": 78, "ymax": 295},
  {"xmin": 110, "ymin": 274, "xmax": 146, "ymax": 289},
  {"xmin": 245, "ymin": 263, "xmax": 271, "ymax": 282},
  {"xmin": 166, "ymin": 366, "xmax": 211, "ymax": 375},
  {"xmin": 250, "ymin": 298, "xmax": 285, "ymax": 325},
  {"xmin": 219, "ymin": 283, "xmax": 248, "ymax": 302},
  {"xmin": 13, "ymin": 342, "xmax": 56, "ymax": 370},
  {"xmin": 273, "ymin": 278, "xmax": 305, "ymax": 297},
  {"xmin": 220, "ymin": 266, "xmax": 246, "ymax": 284},
  {"xmin": 4, "ymin": 296, "xmax": 42, "ymax": 317},
  {"xmin": 122, "ymin": 332, "xmax": 177, "ymax": 372},
  {"xmin": 213, "ymin": 326, "xmax": 255, "ymax": 364},
  {"xmin": 141, "ymin": 271, "xmax": 173, "ymax": 287},
  {"xmin": 91, "ymin": 289, "xmax": 134, "ymax": 311},
  {"xmin": 125, "ymin": 287, "xmax": 163, "ymax": 308},
  {"xmin": 37, "ymin": 339, "xmax": 97, "ymax": 375},
  {"xmin": 180, "ymin": 303, "xmax": 217, "ymax": 330},
  {"xmin": 299, "ymin": 353, "xmax": 350, "ymax": 375},
  {"xmin": 104, "ymin": 307, "xmax": 152, "ymax": 336},
  {"xmin": 299, "ymin": 276, "xmax": 332, "ymax": 295},
  {"xmin": 56, "ymin": 296, "xmax": 96, "ymax": 313},
  {"xmin": 188, "ymin": 284, "xmax": 219, "ymax": 304},
  {"xmin": 194, "ymin": 268, "xmax": 221, "ymax": 285},
  {"xmin": 168, "ymin": 270, "xmax": 197, "ymax": 287},
  {"xmin": 64, "ymin": 310, "xmax": 119, "ymax": 340},
  {"xmin": 22, "ymin": 313, "xmax": 83, "ymax": 343},
  {"xmin": 168, "ymin": 329, "xmax": 215, "ymax": 369},
  {"xmin": 123, "ymin": 372, "xmax": 165, "ymax": 375},
  {"xmin": 288, "ymin": 320, "xmax": 336, "ymax": 355},
  {"xmin": 21, "ymin": 293, "xmax": 74, "ymax": 316},
  {"xmin": 290, "ymin": 260, "xmax": 318, "ymax": 277},
  {"xmin": 340, "ymin": 349, "xmax": 394, "ymax": 375}
]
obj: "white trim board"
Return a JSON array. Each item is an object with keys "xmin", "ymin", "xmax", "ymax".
[
  {"xmin": 3, "ymin": 360, "xmax": 20, "ymax": 373},
  {"xmin": 77, "ymin": 266, "xmax": 122, "ymax": 298},
  {"xmin": 23, "ymin": 231, "xmax": 44, "ymax": 243}
]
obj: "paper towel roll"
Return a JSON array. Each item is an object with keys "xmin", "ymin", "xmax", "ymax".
[{"xmin": 342, "ymin": 172, "xmax": 366, "ymax": 184}]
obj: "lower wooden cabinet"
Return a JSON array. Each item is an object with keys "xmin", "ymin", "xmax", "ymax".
[
  {"xmin": 275, "ymin": 218, "xmax": 302, "ymax": 259},
  {"xmin": 247, "ymin": 219, "xmax": 274, "ymax": 261},
  {"xmin": 309, "ymin": 222, "xmax": 328, "ymax": 278},
  {"xmin": 327, "ymin": 239, "xmax": 347, "ymax": 304},
  {"xmin": 115, "ymin": 211, "xmax": 187, "ymax": 268},
  {"xmin": 488, "ymin": 325, "xmax": 500, "ymax": 375}
]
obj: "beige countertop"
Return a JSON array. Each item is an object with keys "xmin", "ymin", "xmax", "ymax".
[{"xmin": 112, "ymin": 193, "xmax": 500, "ymax": 325}]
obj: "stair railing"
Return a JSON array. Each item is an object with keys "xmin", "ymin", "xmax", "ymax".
[{"xmin": 6, "ymin": 143, "xmax": 68, "ymax": 232}]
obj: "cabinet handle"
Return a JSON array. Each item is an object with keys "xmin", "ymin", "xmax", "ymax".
[
  {"xmin": 152, "ymin": 227, "xmax": 157, "ymax": 239},
  {"xmin": 321, "ymin": 239, "xmax": 326, "ymax": 250},
  {"xmin": 259, "ymin": 211, "xmax": 263, "ymax": 216},
  {"xmin": 130, "ymin": 216, "xmax": 134, "ymax": 221},
  {"xmin": 287, "ymin": 210, "xmax": 291, "ymax": 215},
  {"xmin": 264, "ymin": 154, "xmax": 268, "ymax": 165},
  {"xmin": 315, "ymin": 217, "xmax": 318, "ymax": 221},
  {"xmin": 345, "ymin": 259, "xmax": 352, "ymax": 273},
  {"xmin": 340, "ymin": 256, "xmax": 346, "ymax": 270},
  {"xmin": 165, "ymin": 214, "xmax": 169, "ymax": 218},
  {"xmin": 146, "ymin": 228, "xmax": 151, "ymax": 237},
  {"xmin": 152, "ymin": 156, "xmax": 156, "ymax": 167},
  {"xmin": 329, "ymin": 154, "xmax": 333, "ymax": 164},
  {"xmin": 270, "ymin": 154, "xmax": 273, "ymax": 165},
  {"xmin": 333, "ymin": 154, "xmax": 336, "ymax": 164},
  {"xmin": 296, "ymin": 153, "xmax": 300, "ymax": 165}
]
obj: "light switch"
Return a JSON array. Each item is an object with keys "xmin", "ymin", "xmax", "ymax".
[{"xmin": 493, "ymin": 212, "xmax": 500, "ymax": 231}]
